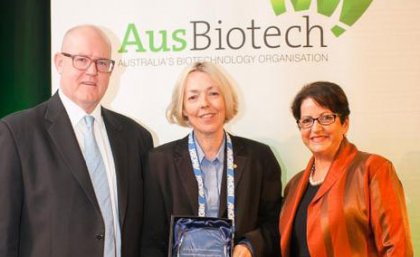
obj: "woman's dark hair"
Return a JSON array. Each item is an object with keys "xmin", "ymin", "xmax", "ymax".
[{"xmin": 291, "ymin": 81, "xmax": 350, "ymax": 123}]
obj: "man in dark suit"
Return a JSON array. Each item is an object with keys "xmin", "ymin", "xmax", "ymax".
[{"xmin": 0, "ymin": 25, "xmax": 153, "ymax": 257}]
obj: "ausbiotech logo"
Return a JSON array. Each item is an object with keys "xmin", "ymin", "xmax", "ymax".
[
  {"xmin": 271, "ymin": 0, "xmax": 373, "ymax": 37},
  {"xmin": 117, "ymin": 0, "xmax": 375, "ymax": 67}
]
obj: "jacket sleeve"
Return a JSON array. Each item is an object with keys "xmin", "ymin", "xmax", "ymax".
[
  {"xmin": 368, "ymin": 157, "xmax": 413, "ymax": 257},
  {"xmin": 242, "ymin": 146, "xmax": 282, "ymax": 257},
  {"xmin": 140, "ymin": 151, "xmax": 168, "ymax": 257},
  {"xmin": 0, "ymin": 120, "xmax": 23, "ymax": 257}
]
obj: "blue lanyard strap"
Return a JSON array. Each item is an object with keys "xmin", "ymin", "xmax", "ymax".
[{"xmin": 188, "ymin": 131, "xmax": 235, "ymax": 230}]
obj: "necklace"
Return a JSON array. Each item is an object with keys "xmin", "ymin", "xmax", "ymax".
[{"xmin": 309, "ymin": 163, "xmax": 325, "ymax": 186}]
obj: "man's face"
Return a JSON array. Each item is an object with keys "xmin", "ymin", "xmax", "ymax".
[{"xmin": 54, "ymin": 27, "xmax": 112, "ymax": 113}]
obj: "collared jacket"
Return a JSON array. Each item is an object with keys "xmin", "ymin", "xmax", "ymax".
[
  {"xmin": 279, "ymin": 138, "xmax": 413, "ymax": 257},
  {"xmin": 141, "ymin": 134, "xmax": 282, "ymax": 257}
]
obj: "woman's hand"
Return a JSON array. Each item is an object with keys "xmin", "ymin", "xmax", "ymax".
[{"xmin": 233, "ymin": 244, "xmax": 252, "ymax": 257}]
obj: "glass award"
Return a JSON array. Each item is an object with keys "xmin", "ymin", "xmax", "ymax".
[{"xmin": 169, "ymin": 216, "xmax": 233, "ymax": 257}]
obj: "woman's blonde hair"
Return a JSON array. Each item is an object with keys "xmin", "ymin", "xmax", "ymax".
[{"xmin": 166, "ymin": 62, "xmax": 239, "ymax": 127}]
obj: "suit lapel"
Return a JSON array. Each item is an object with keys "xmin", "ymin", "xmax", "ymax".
[
  {"xmin": 312, "ymin": 139, "xmax": 357, "ymax": 203},
  {"xmin": 231, "ymin": 135, "xmax": 246, "ymax": 189},
  {"xmin": 45, "ymin": 93, "xmax": 100, "ymax": 212},
  {"xmin": 281, "ymin": 160, "xmax": 312, "ymax": 254},
  {"xmin": 102, "ymin": 108, "xmax": 128, "ymax": 226},
  {"xmin": 174, "ymin": 137, "xmax": 199, "ymax": 215}
]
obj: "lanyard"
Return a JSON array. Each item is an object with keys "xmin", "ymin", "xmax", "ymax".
[{"xmin": 188, "ymin": 131, "xmax": 235, "ymax": 230}]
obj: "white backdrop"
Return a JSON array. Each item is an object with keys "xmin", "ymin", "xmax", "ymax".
[{"xmin": 52, "ymin": 0, "xmax": 420, "ymax": 250}]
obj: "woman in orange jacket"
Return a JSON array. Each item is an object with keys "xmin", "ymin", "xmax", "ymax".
[{"xmin": 279, "ymin": 81, "xmax": 413, "ymax": 257}]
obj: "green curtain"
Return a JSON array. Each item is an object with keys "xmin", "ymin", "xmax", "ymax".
[{"xmin": 0, "ymin": 0, "xmax": 51, "ymax": 118}]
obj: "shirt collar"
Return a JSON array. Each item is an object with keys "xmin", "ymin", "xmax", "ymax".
[
  {"xmin": 58, "ymin": 90, "xmax": 104, "ymax": 128},
  {"xmin": 194, "ymin": 133, "xmax": 225, "ymax": 164}
]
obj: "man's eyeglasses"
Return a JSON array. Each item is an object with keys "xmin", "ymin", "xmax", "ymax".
[
  {"xmin": 61, "ymin": 52, "xmax": 115, "ymax": 73},
  {"xmin": 297, "ymin": 113, "xmax": 338, "ymax": 129}
]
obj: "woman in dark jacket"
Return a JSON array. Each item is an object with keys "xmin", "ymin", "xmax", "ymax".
[{"xmin": 141, "ymin": 62, "xmax": 282, "ymax": 257}]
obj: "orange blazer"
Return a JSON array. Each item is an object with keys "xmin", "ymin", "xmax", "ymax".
[{"xmin": 279, "ymin": 138, "xmax": 413, "ymax": 257}]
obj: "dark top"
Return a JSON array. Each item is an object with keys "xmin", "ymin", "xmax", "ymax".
[
  {"xmin": 140, "ymin": 135, "xmax": 282, "ymax": 257},
  {"xmin": 290, "ymin": 183, "xmax": 320, "ymax": 257}
]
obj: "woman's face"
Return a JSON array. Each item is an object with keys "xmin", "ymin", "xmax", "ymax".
[
  {"xmin": 183, "ymin": 71, "xmax": 226, "ymax": 137},
  {"xmin": 299, "ymin": 97, "xmax": 349, "ymax": 160}
]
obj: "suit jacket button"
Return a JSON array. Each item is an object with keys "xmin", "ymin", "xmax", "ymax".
[{"xmin": 96, "ymin": 234, "xmax": 104, "ymax": 240}]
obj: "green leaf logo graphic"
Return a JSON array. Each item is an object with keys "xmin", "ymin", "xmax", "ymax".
[{"xmin": 271, "ymin": 0, "xmax": 373, "ymax": 37}]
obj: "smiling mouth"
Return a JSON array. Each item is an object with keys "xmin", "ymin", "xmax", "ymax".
[
  {"xmin": 311, "ymin": 135, "xmax": 327, "ymax": 142},
  {"xmin": 200, "ymin": 113, "xmax": 216, "ymax": 118}
]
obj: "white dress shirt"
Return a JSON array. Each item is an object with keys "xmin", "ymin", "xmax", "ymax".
[{"xmin": 59, "ymin": 90, "xmax": 121, "ymax": 257}]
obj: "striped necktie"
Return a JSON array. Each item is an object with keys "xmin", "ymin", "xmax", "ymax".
[{"xmin": 83, "ymin": 115, "xmax": 116, "ymax": 257}]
